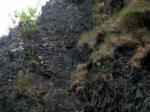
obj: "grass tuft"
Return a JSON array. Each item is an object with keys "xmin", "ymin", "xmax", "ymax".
[
  {"xmin": 15, "ymin": 71, "xmax": 36, "ymax": 100},
  {"xmin": 120, "ymin": 8, "xmax": 150, "ymax": 33},
  {"xmin": 27, "ymin": 57, "xmax": 39, "ymax": 71},
  {"xmin": 78, "ymin": 20, "xmax": 111, "ymax": 48}
]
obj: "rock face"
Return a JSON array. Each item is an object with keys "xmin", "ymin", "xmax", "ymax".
[
  {"xmin": 0, "ymin": 0, "xmax": 150, "ymax": 112},
  {"xmin": 73, "ymin": 45, "xmax": 150, "ymax": 112},
  {"xmin": 0, "ymin": 0, "xmax": 92, "ymax": 112},
  {"xmin": 69, "ymin": 0, "xmax": 150, "ymax": 111}
]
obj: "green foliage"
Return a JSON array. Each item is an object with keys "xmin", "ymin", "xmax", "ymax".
[{"xmin": 10, "ymin": 3, "xmax": 41, "ymax": 37}]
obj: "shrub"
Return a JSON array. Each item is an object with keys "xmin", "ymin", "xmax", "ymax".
[{"xmin": 10, "ymin": 3, "xmax": 41, "ymax": 37}]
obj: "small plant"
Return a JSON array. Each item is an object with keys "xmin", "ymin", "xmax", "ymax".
[
  {"xmin": 15, "ymin": 70, "xmax": 36, "ymax": 100},
  {"xmin": 9, "ymin": 2, "xmax": 41, "ymax": 37},
  {"xmin": 27, "ymin": 57, "xmax": 39, "ymax": 71}
]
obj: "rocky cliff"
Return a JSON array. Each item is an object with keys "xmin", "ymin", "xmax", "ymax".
[
  {"xmin": 0, "ymin": 0, "xmax": 92, "ymax": 111},
  {"xmin": 0, "ymin": 0, "xmax": 150, "ymax": 112}
]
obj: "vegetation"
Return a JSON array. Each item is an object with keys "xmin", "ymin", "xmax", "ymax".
[
  {"xmin": 71, "ymin": 70, "xmax": 88, "ymax": 84},
  {"xmin": 78, "ymin": 19, "xmax": 111, "ymax": 48},
  {"xmin": 77, "ymin": 0, "xmax": 150, "ymax": 63},
  {"xmin": 70, "ymin": 70, "xmax": 88, "ymax": 92},
  {"xmin": 15, "ymin": 70, "xmax": 36, "ymax": 100},
  {"xmin": 27, "ymin": 57, "xmax": 39, "ymax": 71},
  {"xmin": 120, "ymin": 9, "xmax": 150, "ymax": 32},
  {"xmin": 71, "ymin": 1, "xmax": 150, "ymax": 103},
  {"xmin": 10, "ymin": 3, "xmax": 41, "ymax": 37},
  {"xmin": 9, "ymin": 3, "xmax": 42, "ymax": 102}
]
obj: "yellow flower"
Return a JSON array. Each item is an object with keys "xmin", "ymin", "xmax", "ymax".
[
  {"xmin": 124, "ymin": 65, "xmax": 128, "ymax": 69},
  {"xmin": 97, "ymin": 62, "xmax": 101, "ymax": 66}
]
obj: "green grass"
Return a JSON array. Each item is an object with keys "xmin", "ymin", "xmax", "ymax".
[{"xmin": 78, "ymin": 19, "xmax": 111, "ymax": 48}]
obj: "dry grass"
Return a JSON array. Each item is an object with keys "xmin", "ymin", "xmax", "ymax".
[
  {"xmin": 91, "ymin": 1, "xmax": 105, "ymax": 25},
  {"xmin": 91, "ymin": 43, "xmax": 115, "ymax": 62},
  {"xmin": 119, "ymin": 36, "xmax": 140, "ymax": 48},
  {"xmin": 120, "ymin": 9, "xmax": 150, "ymax": 32},
  {"xmin": 131, "ymin": 45, "xmax": 150, "ymax": 68},
  {"xmin": 118, "ymin": 0, "xmax": 150, "ymax": 33},
  {"xmin": 76, "ymin": 63, "xmax": 88, "ymax": 72},
  {"xmin": 91, "ymin": 32, "xmax": 124, "ymax": 61},
  {"xmin": 91, "ymin": 0, "xmax": 104, "ymax": 12},
  {"xmin": 70, "ymin": 1, "xmax": 150, "ymax": 101},
  {"xmin": 75, "ymin": 0, "xmax": 150, "ymax": 83},
  {"xmin": 27, "ymin": 57, "xmax": 39, "ymax": 71},
  {"xmin": 71, "ymin": 70, "xmax": 88, "ymax": 85},
  {"xmin": 70, "ymin": 70, "xmax": 88, "ymax": 94},
  {"xmin": 78, "ymin": 19, "xmax": 113, "ymax": 48},
  {"xmin": 89, "ymin": 0, "xmax": 150, "ymax": 62}
]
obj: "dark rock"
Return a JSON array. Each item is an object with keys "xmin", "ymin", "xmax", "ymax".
[
  {"xmin": 0, "ymin": 0, "xmax": 92, "ymax": 111},
  {"xmin": 79, "ymin": 43, "xmax": 92, "ymax": 62},
  {"xmin": 141, "ymin": 52, "xmax": 150, "ymax": 71},
  {"xmin": 96, "ymin": 31, "xmax": 105, "ymax": 45}
]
